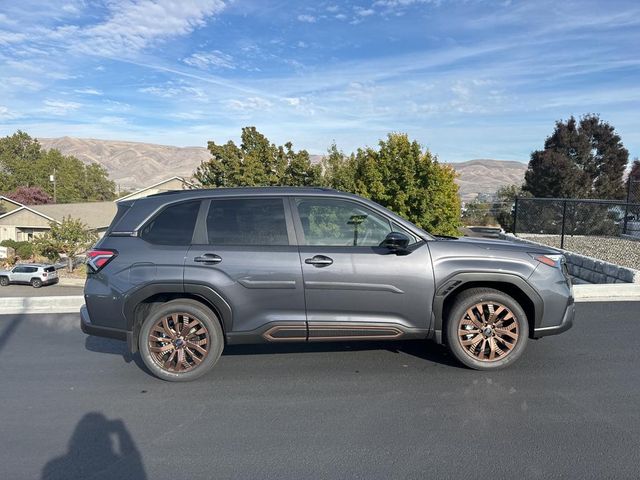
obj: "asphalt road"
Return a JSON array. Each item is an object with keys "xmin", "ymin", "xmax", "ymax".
[
  {"xmin": 1, "ymin": 303, "xmax": 639, "ymax": 480},
  {"xmin": 0, "ymin": 283, "xmax": 84, "ymax": 297}
]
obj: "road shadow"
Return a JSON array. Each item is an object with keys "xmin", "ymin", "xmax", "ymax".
[
  {"xmin": 223, "ymin": 339, "xmax": 463, "ymax": 368},
  {"xmin": 0, "ymin": 315, "xmax": 22, "ymax": 354},
  {"xmin": 41, "ymin": 412, "xmax": 147, "ymax": 480},
  {"xmin": 85, "ymin": 334, "xmax": 462, "ymax": 371}
]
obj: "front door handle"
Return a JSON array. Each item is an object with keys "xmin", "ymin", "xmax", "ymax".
[
  {"xmin": 305, "ymin": 255, "xmax": 333, "ymax": 267},
  {"xmin": 194, "ymin": 253, "xmax": 222, "ymax": 264}
]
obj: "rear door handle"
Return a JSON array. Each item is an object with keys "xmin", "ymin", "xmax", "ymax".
[
  {"xmin": 305, "ymin": 255, "xmax": 333, "ymax": 267},
  {"xmin": 194, "ymin": 254, "xmax": 222, "ymax": 264}
]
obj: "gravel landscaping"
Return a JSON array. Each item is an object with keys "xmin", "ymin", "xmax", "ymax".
[{"xmin": 518, "ymin": 234, "xmax": 640, "ymax": 271}]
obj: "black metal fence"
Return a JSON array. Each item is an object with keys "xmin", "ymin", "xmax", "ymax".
[{"xmin": 513, "ymin": 197, "xmax": 640, "ymax": 270}]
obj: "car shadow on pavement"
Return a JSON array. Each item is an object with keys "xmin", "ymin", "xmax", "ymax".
[
  {"xmin": 84, "ymin": 336, "xmax": 153, "ymax": 375},
  {"xmin": 223, "ymin": 339, "xmax": 464, "ymax": 368},
  {"xmin": 41, "ymin": 412, "xmax": 147, "ymax": 480}
]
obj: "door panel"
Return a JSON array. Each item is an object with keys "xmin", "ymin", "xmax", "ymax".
[
  {"xmin": 293, "ymin": 197, "xmax": 435, "ymax": 335},
  {"xmin": 184, "ymin": 197, "xmax": 306, "ymax": 334}
]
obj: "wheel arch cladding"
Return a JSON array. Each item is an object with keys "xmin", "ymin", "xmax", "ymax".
[
  {"xmin": 124, "ymin": 284, "xmax": 232, "ymax": 353},
  {"xmin": 434, "ymin": 274, "xmax": 542, "ymax": 342}
]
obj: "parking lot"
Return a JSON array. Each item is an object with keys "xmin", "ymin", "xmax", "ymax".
[{"xmin": 1, "ymin": 302, "xmax": 639, "ymax": 480}]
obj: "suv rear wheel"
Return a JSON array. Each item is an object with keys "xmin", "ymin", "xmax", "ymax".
[
  {"xmin": 446, "ymin": 288, "xmax": 528, "ymax": 370},
  {"xmin": 138, "ymin": 299, "xmax": 224, "ymax": 381},
  {"xmin": 31, "ymin": 278, "xmax": 42, "ymax": 288}
]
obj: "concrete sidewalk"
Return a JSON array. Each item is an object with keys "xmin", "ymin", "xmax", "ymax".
[{"xmin": 0, "ymin": 284, "xmax": 638, "ymax": 315}]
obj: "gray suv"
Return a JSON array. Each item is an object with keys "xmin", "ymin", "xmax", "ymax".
[{"xmin": 81, "ymin": 187, "xmax": 574, "ymax": 381}]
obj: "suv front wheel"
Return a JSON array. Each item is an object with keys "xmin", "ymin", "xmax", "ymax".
[
  {"xmin": 446, "ymin": 288, "xmax": 528, "ymax": 370},
  {"xmin": 138, "ymin": 299, "xmax": 224, "ymax": 381}
]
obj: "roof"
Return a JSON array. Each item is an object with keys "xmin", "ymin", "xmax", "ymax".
[
  {"xmin": 116, "ymin": 176, "xmax": 194, "ymax": 202},
  {"xmin": 0, "ymin": 195, "xmax": 26, "ymax": 210},
  {"xmin": 34, "ymin": 202, "xmax": 118, "ymax": 229},
  {"xmin": 145, "ymin": 186, "xmax": 339, "ymax": 200},
  {"xmin": 0, "ymin": 205, "xmax": 58, "ymax": 223}
]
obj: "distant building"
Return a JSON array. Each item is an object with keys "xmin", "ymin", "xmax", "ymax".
[
  {"xmin": 0, "ymin": 177, "xmax": 193, "ymax": 242},
  {"xmin": 115, "ymin": 176, "xmax": 193, "ymax": 202}
]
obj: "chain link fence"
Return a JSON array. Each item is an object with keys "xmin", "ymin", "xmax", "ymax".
[{"xmin": 513, "ymin": 196, "xmax": 640, "ymax": 270}]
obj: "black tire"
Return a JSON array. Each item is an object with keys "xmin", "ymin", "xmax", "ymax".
[
  {"xmin": 138, "ymin": 299, "xmax": 224, "ymax": 382},
  {"xmin": 31, "ymin": 278, "xmax": 43, "ymax": 288},
  {"xmin": 0, "ymin": 276, "xmax": 9, "ymax": 287},
  {"xmin": 446, "ymin": 288, "xmax": 528, "ymax": 370}
]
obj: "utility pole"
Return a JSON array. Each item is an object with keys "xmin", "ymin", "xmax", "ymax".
[{"xmin": 50, "ymin": 168, "xmax": 57, "ymax": 203}]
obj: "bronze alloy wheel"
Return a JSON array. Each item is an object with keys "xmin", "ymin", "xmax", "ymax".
[
  {"xmin": 457, "ymin": 302, "xmax": 519, "ymax": 362},
  {"xmin": 147, "ymin": 312, "xmax": 210, "ymax": 373}
]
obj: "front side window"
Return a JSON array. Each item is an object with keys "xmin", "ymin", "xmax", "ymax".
[
  {"xmin": 140, "ymin": 201, "xmax": 200, "ymax": 245},
  {"xmin": 206, "ymin": 198, "xmax": 289, "ymax": 246},
  {"xmin": 295, "ymin": 198, "xmax": 393, "ymax": 246}
]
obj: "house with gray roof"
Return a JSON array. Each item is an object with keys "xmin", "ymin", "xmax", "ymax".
[{"xmin": 0, "ymin": 176, "xmax": 192, "ymax": 242}]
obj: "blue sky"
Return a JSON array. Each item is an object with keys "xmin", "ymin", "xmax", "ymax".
[{"xmin": 0, "ymin": 0, "xmax": 639, "ymax": 162}]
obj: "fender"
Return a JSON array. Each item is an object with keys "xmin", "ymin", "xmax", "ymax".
[
  {"xmin": 431, "ymin": 272, "xmax": 543, "ymax": 344},
  {"xmin": 123, "ymin": 282, "xmax": 233, "ymax": 333}
]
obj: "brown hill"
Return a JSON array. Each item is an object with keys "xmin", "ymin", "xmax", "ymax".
[
  {"xmin": 447, "ymin": 159, "xmax": 528, "ymax": 202},
  {"xmin": 37, "ymin": 137, "xmax": 527, "ymax": 199}
]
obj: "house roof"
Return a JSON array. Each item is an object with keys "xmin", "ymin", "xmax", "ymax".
[
  {"xmin": 116, "ymin": 176, "xmax": 194, "ymax": 202},
  {"xmin": 34, "ymin": 202, "xmax": 118, "ymax": 229},
  {"xmin": 0, "ymin": 205, "xmax": 58, "ymax": 223},
  {"xmin": 0, "ymin": 195, "xmax": 26, "ymax": 211}
]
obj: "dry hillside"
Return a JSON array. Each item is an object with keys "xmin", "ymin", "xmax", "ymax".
[{"xmin": 38, "ymin": 137, "xmax": 527, "ymax": 199}]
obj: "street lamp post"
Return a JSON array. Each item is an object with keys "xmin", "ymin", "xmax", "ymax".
[{"xmin": 49, "ymin": 168, "xmax": 57, "ymax": 203}]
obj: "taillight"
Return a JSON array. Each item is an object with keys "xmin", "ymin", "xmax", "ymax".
[{"xmin": 86, "ymin": 249, "xmax": 118, "ymax": 272}]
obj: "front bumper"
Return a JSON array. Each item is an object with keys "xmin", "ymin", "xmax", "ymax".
[
  {"xmin": 533, "ymin": 300, "xmax": 575, "ymax": 338},
  {"xmin": 80, "ymin": 304, "xmax": 127, "ymax": 341}
]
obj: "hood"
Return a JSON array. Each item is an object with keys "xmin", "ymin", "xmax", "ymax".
[{"xmin": 434, "ymin": 235, "xmax": 560, "ymax": 254}]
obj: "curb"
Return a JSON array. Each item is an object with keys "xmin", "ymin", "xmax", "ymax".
[
  {"xmin": 0, "ymin": 296, "xmax": 84, "ymax": 315},
  {"xmin": 573, "ymin": 284, "xmax": 640, "ymax": 303},
  {"xmin": 1, "ymin": 286, "xmax": 638, "ymax": 316},
  {"xmin": 58, "ymin": 277, "xmax": 86, "ymax": 287}
]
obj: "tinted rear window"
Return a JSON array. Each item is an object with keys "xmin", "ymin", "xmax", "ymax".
[
  {"xmin": 206, "ymin": 198, "xmax": 289, "ymax": 246},
  {"xmin": 45, "ymin": 267, "xmax": 55, "ymax": 272},
  {"xmin": 140, "ymin": 201, "xmax": 201, "ymax": 245}
]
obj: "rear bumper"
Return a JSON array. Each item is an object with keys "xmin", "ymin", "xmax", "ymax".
[
  {"xmin": 533, "ymin": 300, "xmax": 575, "ymax": 338},
  {"xmin": 80, "ymin": 304, "xmax": 127, "ymax": 341}
]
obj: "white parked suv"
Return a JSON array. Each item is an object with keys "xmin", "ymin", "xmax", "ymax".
[{"xmin": 0, "ymin": 264, "xmax": 59, "ymax": 288}]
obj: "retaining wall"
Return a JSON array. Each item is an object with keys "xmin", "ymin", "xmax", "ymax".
[{"xmin": 502, "ymin": 234, "xmax": 640, "ymax": 284}]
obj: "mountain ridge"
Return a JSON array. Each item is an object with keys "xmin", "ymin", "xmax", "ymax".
[{"xmin": 37, "ymin": 136, "xmax": 527, "ymax": 200}]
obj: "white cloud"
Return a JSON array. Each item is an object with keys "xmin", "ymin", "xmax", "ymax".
[
  {"xmin": 326, "ymin": 5, "xmax": 340, "ymax": 13},
  {"xmin": 0, "ymin": 106, "xmax": 21, "ymax": 120},
  {"xmin": 284, "ymin": 97, "xmax": 301, "ymax": 106},
  {"xmin": 356, "ymin": 8, "xmax": 375, "ymax": 17},
  {"xmin": 297, "ymin": 14, "xmax": 316, "ymax": 23},
  {"xmin": 0, "ymin": 30, "xmax": 27, "ymax": 44},
  {"xmin": 74, "ymin": 88, "xmax": 103, "ymax": 95},
  {"xmin": 43, "ymin": 100, "xmax": 81, "ymax": 116},
  {"xmin": 335, "ymin": 13, "xmax": 347, "ymax": 20},
  {"xmin": 139, "ymin": 84, "xmax": 208, "ymax": 101},
  {"xmin": 49, "ymin": 0, "xmax": 227, "ymax": 56},
  {"xmin": 183, "ymin": 50, "xmax": 234, "ymax": 70},
  {"xmin": 226, "ymin": 97, "xmax": 272, "ymax": 111}
]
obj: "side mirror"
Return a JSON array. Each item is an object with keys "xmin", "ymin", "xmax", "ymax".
[{"xmin": 381, "ymin": 232, "xmax": 410, "ymax": 252}]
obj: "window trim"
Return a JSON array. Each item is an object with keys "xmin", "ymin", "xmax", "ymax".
[
  {"xmin": 200, "ymin": 196, "xmax": 296, "ymax": 247},
  {"xmin": 289, "ymin": 196, "xmax": 414, "ymax": 248}
]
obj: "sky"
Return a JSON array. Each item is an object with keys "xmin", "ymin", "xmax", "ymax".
[{"xmin": 0, "ymin": 0, "xmax": 639, "ymax": 162}]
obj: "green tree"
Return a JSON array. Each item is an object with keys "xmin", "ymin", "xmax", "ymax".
[
  {"xmin": 194, "ymin": 127, "xmax": 320, "ymax": 187},
  {"xmin": 524, "ymin": 115, "xmax": 629, "ymax": 199},
  {"xmin": 462, "ymin": 199, "xmax": 495, "ymax": 226},
  {"xmin": 492, "ymin": 185, "xmax": 531, "ymax": 232},
  {"xmin": 0, "ymin": 131, "xmax": 116, "ymax": 202},
  {"xmin": 324, "ymin": 133, "xmax": 461, "ymax": 236},
  {"xmin": 34, "ymin": 217, "xmax": 97, "ymax": 272}
]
